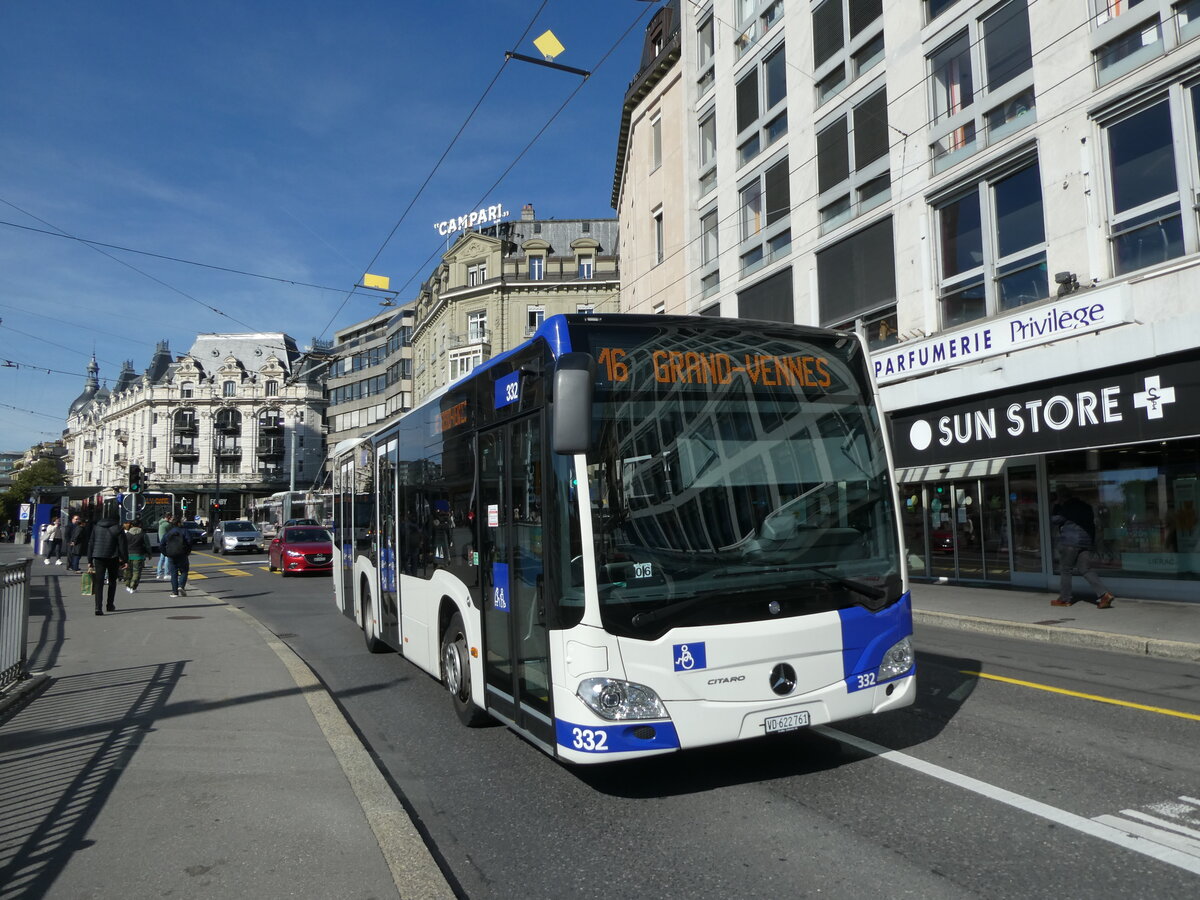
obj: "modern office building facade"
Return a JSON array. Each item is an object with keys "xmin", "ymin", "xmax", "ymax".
[{"xmin": 616, "ymin": 0, "xmax": 1200, "ymax": 600}]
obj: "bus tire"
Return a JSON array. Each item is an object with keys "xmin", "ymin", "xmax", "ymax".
[
  {"xmin": 361, "ymin": 587, "xmax": 388, "ymax": 654},
  {"xmin": 441, "ymin": 612, "xmax": 489, "ymax": 727}
]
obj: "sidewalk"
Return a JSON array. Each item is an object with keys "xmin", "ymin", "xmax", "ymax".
[
  {"xmin": 0, "ymin": 543, "xmax": 453, "ymax": 900},
  {"xmin": 911, "ymin": 581, "xmax": 1200, "ymax": 662}
]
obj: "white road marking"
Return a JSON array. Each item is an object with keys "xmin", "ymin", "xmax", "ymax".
[{"xmin": 817, "ymin": 726, "xmax": 1200, "ymax": 877}]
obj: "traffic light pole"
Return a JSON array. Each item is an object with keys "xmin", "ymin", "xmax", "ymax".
[{"xmin": 214, "ymin": 453, "xmax": 221, "ymax": 526}]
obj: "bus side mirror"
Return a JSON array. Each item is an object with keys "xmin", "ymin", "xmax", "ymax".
[{"xmin": 552, "ymin": 353, "xmax": 595, "ymax": 455}]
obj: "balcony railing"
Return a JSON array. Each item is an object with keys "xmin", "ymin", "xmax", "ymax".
[
  {"xmin": 258, "ymin": 420, "xmax": 284, "ymax": 433},
  {"xmin": 171, "ymin": 444, "xmax": 200, "ymax": 458},
  {"xmin": 174, "ymin": 421, "xmax": 199, "ymax": 435},
  {"xmin": 215, "ymin": 420, "xmax": 241, "ymax": 433},
  {"xmin": 257, "ymin": 441, "xmax": 285, "ymax": 459},
  {"xmin": 215, "ymin": 445, "xmax": 243, "ymax": 458}
]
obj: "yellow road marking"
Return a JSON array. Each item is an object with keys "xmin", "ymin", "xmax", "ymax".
[
  {"xmin": 222, "ymin": 568, "xmax": 251, "ymax": 577},
  {"xmin": 962, "ymin": 670, "xmax": 1200, "ymax": 722}
]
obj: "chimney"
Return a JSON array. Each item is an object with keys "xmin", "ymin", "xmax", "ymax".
[{"xmin": 521, "ymin": 203, "xmax": 536, "ymax": 222}]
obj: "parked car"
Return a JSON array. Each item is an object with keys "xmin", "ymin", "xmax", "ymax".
[
  {"xmin": 212, "ymin": 520, "xmax": 264, "ymax": 555},
  {"xmin": 183, "ymin": 521, "xmax": 208, "ymax": 547},
  {"xmin": 269, "ymin": 526, "xmax": 334, "ymax": 576},
  {"xmin": 282, "ymin": 517, "xmax": 320, "ymax": 527}
]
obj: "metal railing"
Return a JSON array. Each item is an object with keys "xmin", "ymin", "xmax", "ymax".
[{"xmin": 0, "ymin": 557, "xmax": 32, "ymax": 693}]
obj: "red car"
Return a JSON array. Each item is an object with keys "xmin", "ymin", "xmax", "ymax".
[{"xmin": 268, "ymin": 526, "xmax": 334, "ymax": 576}]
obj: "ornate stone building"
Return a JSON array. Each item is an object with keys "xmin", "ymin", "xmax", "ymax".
[
  {"xmin": 64, "ymin": 333, "xmax": 328, "ymax": 519},
  {"xmin": 410, "ymin": 204, "xmax": 619, "ymax": 401}
]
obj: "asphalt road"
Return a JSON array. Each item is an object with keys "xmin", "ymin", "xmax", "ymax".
[{"xmin": 193, "ymin": 553, "xmax": 1200, "ymax": 899}]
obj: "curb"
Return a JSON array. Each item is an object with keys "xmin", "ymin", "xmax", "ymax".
[
  {"xmin": 0, "ymin": 672, "xmax": 52, "ymax": 724},
  {"xmin": 914, "ymin": 610, "xmax": 1200, "ymax": 663}
]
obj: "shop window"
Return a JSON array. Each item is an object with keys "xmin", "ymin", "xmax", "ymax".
[
  {"xmin": 817, "ymin": 83, "xmax": 890, "ymax": 233},
  {"xmin": 935, "ymin": 157, "xmax": 1047, "ymax": 328},
  {"xmin": 927, "ymin": 0, "xmax": 1035, "ymax": 172},
  {"xmin": 814, "ymin": 0, "xmax": 884, "ymax": 107}
]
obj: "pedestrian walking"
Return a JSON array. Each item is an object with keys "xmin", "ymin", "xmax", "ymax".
[
  {"xmin": 160, "ymin": 514, "xmax": 193, "ymax": 598},
  {"xmin": 88, "ymin": 513, "xmax": 127, "ymax": 615},
  {"xmin": 1051, "ymin": 486, "xmax": 1115, "ymax": 609},
  {"xmin": 156, "ymin": 515, "xmax": 172, "ymax": 580},
  {"xmin": 65, "ymin": 513, "xmax": 88, "ymax": 571},
  {"xmin": 123, "ymin": 520, "xmax": 152, "ymax": 593},
  {"xmin": 42, "ymin": 515, "xmax": 64, "ymax": 565}
]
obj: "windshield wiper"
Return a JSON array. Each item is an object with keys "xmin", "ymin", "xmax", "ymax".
[{"xmin": 715, "ymin": 564, "xmax": 885, "ymax": 602}]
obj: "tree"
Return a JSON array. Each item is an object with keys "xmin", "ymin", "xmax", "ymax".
[{"xmin": 0, "ymin": 459, "xmax": 65, "ymax": 525}]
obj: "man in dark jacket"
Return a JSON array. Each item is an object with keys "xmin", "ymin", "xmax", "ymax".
[
  {"xmin": 1051, "ymin": 486, "xmax": 1115, "ymax": 609},
  {"xmin": 88, "ymin": 516, "xmax": 127, "ymax": 615},
  {"xmin": 160, "ymin": 514, "xmax": 193, "ymax": 598},
  {"xmin": 65, "ymin": 514, "xmax": 88, "ymax": 571}
]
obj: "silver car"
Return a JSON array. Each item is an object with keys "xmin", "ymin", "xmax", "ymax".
[{"xmin": 212, "ymin": 519, "xmax": 263, "ymax": 555}]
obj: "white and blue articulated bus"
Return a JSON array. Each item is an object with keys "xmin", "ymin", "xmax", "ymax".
[{"xmin": 331, "ymin": 314, "xmax": 914, "ymax": 764}]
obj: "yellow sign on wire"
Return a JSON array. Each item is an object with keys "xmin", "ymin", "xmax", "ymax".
[
  {"xmin": 362, "ymin": 273, "xmax": 391, "ymax": 290},
  {"xmin": 533, "ymin": 29, "xmax": 565, "ymax": 60}
]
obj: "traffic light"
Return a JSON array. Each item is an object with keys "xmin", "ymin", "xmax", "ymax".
[
  {"xmin": 181, "ymin": 498, "xmax": 189, "ymax": 514},
  {"xmin": 129, "ymin": 464, "xmax": 143, "ymax": 493}
]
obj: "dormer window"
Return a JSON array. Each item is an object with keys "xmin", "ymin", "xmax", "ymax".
[
  {"xmin": 223, "ymin": 381, "xmax": 236, "ymax": 397},
  {"xmin": 181, "ymin": 381, "xmax": 194, "ymax": 399},
  {"xmin": 265, "ymin": 380, "xmax": 279, "ymax": 397}
]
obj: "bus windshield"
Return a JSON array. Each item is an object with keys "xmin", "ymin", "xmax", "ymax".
[{"xmin": 567, "ymin": 321, "xmax": 902, "ymax": 638}]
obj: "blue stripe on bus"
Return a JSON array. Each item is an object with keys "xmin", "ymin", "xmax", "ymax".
[
  {"xmin": 555, "ymin": 719, "xmax": 681, "ymax": 754},
  {"xmin": 838, "ymin": 592, "xmax": 913, "ymax": 692}
]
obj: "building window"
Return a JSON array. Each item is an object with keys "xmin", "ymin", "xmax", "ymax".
[
  {"xmin": 698, "ymin": 15, "xmax": 715, "ymax": 93},
  {"xmin": 817, "ymin": 83, "xmax": 890, "ymax": 233},
  {"xmin": 814, "ymin": 0, "xmax": 884, "ymax": 106},
  {"xmin": 526, "ymin": 306, "xmax": 545, "ymax": 334},
  {"xmin": 1105, "ymin": 98, "xmax": 1184, "ymax": 274},
  {"xmin": 817, "ymin": 216, "xmax": 896, "ymax": 329},
  {"xmin": 577, "ymin": 304, "xmax": 595, "ymax": 315},
  {"xmin": 928, "ymin": 0, "xmax": 1035, "ymax": 172},
  {"xmin": 738, "ymin": 155, "xmax": 790, "ymax": 275},
  {"xmin": 927, "ymin": 0, "xmax": 962, "ymax": 22},
  {"xmin": 700, "ymin": 208, "xmax": 719, "ymax": 267},
  {"xmin": 737, "ymin": 267, "xmax": 793, "ymax": 322},
  {"xmin": 181, "ymin": 381, "xmax": 194, "ymax": 399},
  {"xmin": 651, "ymin": 116, "xmax": 662, "ymax": 171},
  {"xmin": 1090, "ymin": 1, "xmax": 1197, "ymax": 85},
  {"xmin": 935, "ymin": 158, "xmax": 1047, "ymax": 329},
  {"xmin": 449, "ymin": 348, "xmax": 483, "ymax": 381},
  {"xmin": 698, "ymin": 112, "xmax": 717, "ymax": 195},
  {"xmin": 834, "ymin": 306, "xmax": 899, "ymax": 353},
  {"xmin": 223, "ymin": 381, "xmax": 236, "ymax": 397},
  {"xmin": 736, "ymin": 43, "xmax": 787, "ymax": 166},
  {"xmin": 468, "ymin": 310, "xmax": 487, "ymax": 343},
  {"xmin": 577, "ymin": 255, "xmax": 594, "ymax": 279},
  {"xmin": 467, "ymin": 262, "xmax": 487, "ymax": 286},
  {"xmin": 654, "ymin": 210, "xmax": 665, "ymax": 264},
  {"xmin": 528, "ymin": 255, "xmax": 544, "ymax": 280},
  {"xmin": 265, "ymin": 380, "xmax": 278, "ymax": 397}
]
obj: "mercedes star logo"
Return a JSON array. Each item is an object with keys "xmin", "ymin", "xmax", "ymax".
[{"xmin": 769, "ymin": 663, "xmax": 797, "ymax": 696}]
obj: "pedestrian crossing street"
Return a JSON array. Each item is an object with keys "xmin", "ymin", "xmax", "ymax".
[{"xmin": 1094, "ymin": 796, "xmax": 1200, "ymax": 861}]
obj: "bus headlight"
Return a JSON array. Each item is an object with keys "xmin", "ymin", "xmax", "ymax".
[
  {"xmin": 877, "ymin": 637, "xmax": 914, "ymax": 681},
  {"xmin": 577, "ymin": 678, "xmax": 666, "ymax": 720}
]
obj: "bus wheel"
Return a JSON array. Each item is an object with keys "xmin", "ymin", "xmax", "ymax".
[
  {"xmin": 441, "ymin": 612, "xmax": 489, "ymax": 727},
  {"xmin": 361, "ymin": 588, "xmax": 388, "ymax": 654}
]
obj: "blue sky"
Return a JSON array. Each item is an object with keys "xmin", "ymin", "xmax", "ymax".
[{"xmin": 0, "ymin": 0, "xmax": 652, "ymax": 451}]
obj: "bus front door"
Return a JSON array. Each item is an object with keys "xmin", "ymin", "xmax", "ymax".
[{"xmin": 478, "ymin": 416, "xmax": 554, "ymax": 748}]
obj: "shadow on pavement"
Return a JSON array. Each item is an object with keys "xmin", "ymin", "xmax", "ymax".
[{"xmin": 577, "ymin": 649, "xmax": 982, "ymax": 799}]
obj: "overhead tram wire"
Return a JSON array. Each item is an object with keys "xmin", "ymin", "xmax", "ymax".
[
  {"xmin": 0, "ymin": 196, "xmax": 260, "ymax": 332},
  {"xmin": 0, "ymin": 218, "xmax": 350, "ymax": 295},
  {"xmin": 315, "ymin": 1, "xmax": 553, "ymax": 342},
  {"xmin": 391, "ymin": 2, "xmax": 656, "ymax": 301},
  {"xmin": 598, "ymin": 2, "xmax": 1133, "ymax": 317}
]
